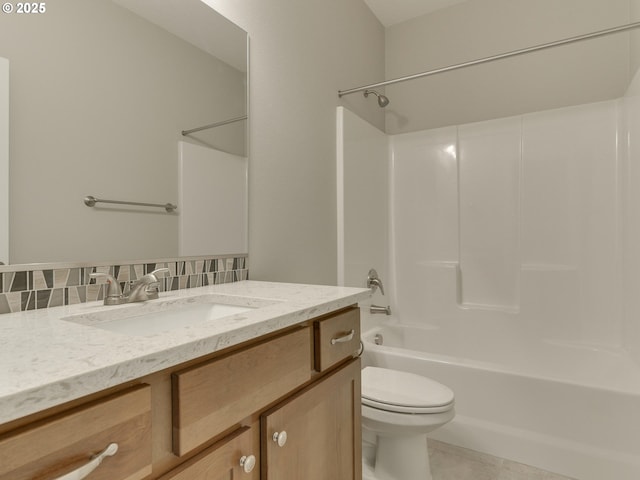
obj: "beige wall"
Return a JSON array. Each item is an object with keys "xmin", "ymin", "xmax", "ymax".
[
  {"xmin": 203, "ymin": 0, "xmax": 385, "ymax": 284},
  {"xmin": 624, "ymin": 1, "xmax": 640, "ymax": 367},
  {"xmin": 385, "ymin": 0, "xmax": 631, "ymax": 133},
  {"xmin": 0, "ymin": 0, "xmax": 245, "ymax": 264},
  {"xmin": 0, "ymin": 58, "xmax": 7, "ymax": 265},
  {"xmin": 631, "ymin": 0, "xmax": 640, "ymax": 76}
]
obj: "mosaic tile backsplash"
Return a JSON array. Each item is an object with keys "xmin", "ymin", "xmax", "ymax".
[{"xmin": 0, "ymin": 255, "xmax": 248, "ymax": 315}]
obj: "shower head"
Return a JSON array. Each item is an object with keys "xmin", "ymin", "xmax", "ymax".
[{"xmin": 364, "ymin": 89, "xmax": 390, "ymax": 108}]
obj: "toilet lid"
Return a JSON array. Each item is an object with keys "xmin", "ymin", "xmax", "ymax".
[{"xmin": 361, "ymin": 367, "xmax": 454, "ymax": 414}]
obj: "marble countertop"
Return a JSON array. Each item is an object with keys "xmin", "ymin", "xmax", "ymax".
[{"xmin": 0, "ymin": 280, "xmax": 370, "ymax": 425}]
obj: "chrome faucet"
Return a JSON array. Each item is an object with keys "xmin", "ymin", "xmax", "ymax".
[
  {"xmin": 367, "ymin": 268, "xmax": 385, "ymax": 295},
  {"xmin": 127, "ymin": 268, "xmax": 169, "ymax": 302},
  {"xmin": 90, "ymin": 268, "xmax": 169, "ymax": 305},
  {"xmin": 90, "ymin": 272, "xmax": 126, "ymax": 305}
]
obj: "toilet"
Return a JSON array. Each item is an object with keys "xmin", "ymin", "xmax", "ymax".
[{"xmin": 361, "ymin": 366, "xmax": 455, "ymax": 480}]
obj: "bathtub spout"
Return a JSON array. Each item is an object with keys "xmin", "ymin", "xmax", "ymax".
[{"xmin": 370, "ymin": 304, "xmax": 392, "ymax": 315}]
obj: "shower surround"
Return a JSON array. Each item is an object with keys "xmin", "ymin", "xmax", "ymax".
[
  {"xmin": 337, "ymin": 70, "xmax": 640, "ymax": 478},
  {"xmin": 391, "ymin": 99, "xmax": 622, "ymax": 349}
]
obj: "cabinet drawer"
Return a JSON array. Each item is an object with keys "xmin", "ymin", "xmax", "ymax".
[
  {"xmin": 314, "ymin": 307, "xmax": 361, "ymax": 371},
  {"xmin": 160, "ymin": 426, "xmax": 259, "ymax": 480},
  {"xmin": 0, "ymin": 385, "xmax": 152, "ymax": 480},
  {"xmin": 173, "ymin": 326, "xmax": 312, "ymax": 455}
]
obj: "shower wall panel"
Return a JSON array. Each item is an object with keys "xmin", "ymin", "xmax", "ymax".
[
  {"xmin": 521, "ymin": 102, "xmax": 620, "ymax": 344},
  {"xmin": 390, "ymin": 127, "xmax": 458, "ymax": 320},
  {"xmin": 391, "ymin": 100, "xmax": 623, "ymax": 348},
  {"xmin": 457, "ymin": 118, "xmax": 521, "ymax": 311}
]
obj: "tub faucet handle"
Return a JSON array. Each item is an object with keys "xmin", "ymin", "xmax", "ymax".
[{"xmin": 367, "ymin": 268, "xmax": 385, "ymax": 295}]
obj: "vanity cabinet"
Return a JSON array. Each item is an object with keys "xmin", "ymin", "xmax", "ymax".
[
  {"xmin": 0, "ymin": 305, "xmax": 361, "ymax": 480},
  {"xmin": 169, "ymin": 305, "xmax": 362, "ymax": 480}
]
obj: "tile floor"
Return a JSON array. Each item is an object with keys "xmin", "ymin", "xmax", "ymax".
[{"xmin": 428, "ymin": 440, "xmax": 576, "ymax": 480}]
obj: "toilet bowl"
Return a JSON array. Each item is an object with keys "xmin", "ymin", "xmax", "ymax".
[{"xmin": 361, "ymin": 366, "xmax": 455, "ymax": 480}]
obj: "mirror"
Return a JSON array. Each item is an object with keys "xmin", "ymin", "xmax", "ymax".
[{"xmin": 0, "ymin": 0, "xmax": 248, "ymax": 265}]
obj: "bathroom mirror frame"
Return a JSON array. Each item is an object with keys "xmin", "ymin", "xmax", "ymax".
[{"xmin": 0, "ymin": 0, "xmax": 248, "ymax": 267}]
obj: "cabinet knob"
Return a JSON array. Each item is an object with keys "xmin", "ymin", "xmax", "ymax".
[
  {"xmin": 239, "ymin": 454, "xmax": 256, "ymax": 473},
  {"xmin": 272, "ymin": 430, "xmax": 287, "ymax": 447}
]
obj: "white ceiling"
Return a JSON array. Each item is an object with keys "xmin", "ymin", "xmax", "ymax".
[{"xmin": 363, "ymin": 0, "xmax": 469, "ymax": 27}]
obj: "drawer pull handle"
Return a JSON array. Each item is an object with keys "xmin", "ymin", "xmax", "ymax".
[
  {"xmin": 239, "ymin": 454, "xmax": 256, "ymax": 473},
  {"xmin": 331, "ymin": 329, "xmax": 355, "ymax": 345},
  {"xmin": 272, "ymin": 431, "xmax": 288, "ymax": 447},
  {"xmin": 54, "ymin": 443, "xmax": 118, "ymax": 480}
]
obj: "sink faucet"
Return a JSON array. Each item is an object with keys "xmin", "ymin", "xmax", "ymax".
[
  {"xmin": 89, "ymin": 272, "xmax": 126, "ymax": 305},
  {"xmin": 127, "ymin": 268, "xmax": 170, "ymax": 303},
  {"xmin": 90, "ymin": 268, "xmax": 169, "ymax": 305}
]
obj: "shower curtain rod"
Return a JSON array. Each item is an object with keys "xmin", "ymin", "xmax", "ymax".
[
  {"xmin": 181, "ymin": 115, "xmax": 247, "ymax": 136},
  {"xmin": 338, "ymin": 21, "xmax": 640, "ymax": 97}
]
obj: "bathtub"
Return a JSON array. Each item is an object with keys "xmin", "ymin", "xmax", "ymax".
[{"xmin": 361, "ymin": 318, "xmax": 640, "ymax": 480}]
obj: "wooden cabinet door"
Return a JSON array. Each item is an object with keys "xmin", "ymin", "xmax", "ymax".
[
  {"xmin": 261, "ymin": 358, "xmax": 362, "ymax": 480},
  {"xmin": 160, "ymin": 426, "xmax": 259, "ymax": 480}
]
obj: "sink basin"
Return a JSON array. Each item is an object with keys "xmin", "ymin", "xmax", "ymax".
[{"xmin": 63, "ymin": 297, "xmax": 258, "ymax": 337}]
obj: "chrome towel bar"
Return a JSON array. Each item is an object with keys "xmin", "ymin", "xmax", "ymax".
[
  {"xmin": 182, "ymin": 115, "xmax": 247, "ymax": 136},
  {"xmin": 84, "ymin": 195, "xmax": 177, "ymax": 213}
]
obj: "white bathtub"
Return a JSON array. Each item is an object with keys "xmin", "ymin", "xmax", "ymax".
[{"xmin": 361, "ymin": 318, "xmax": 640, "ymax": 480}]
